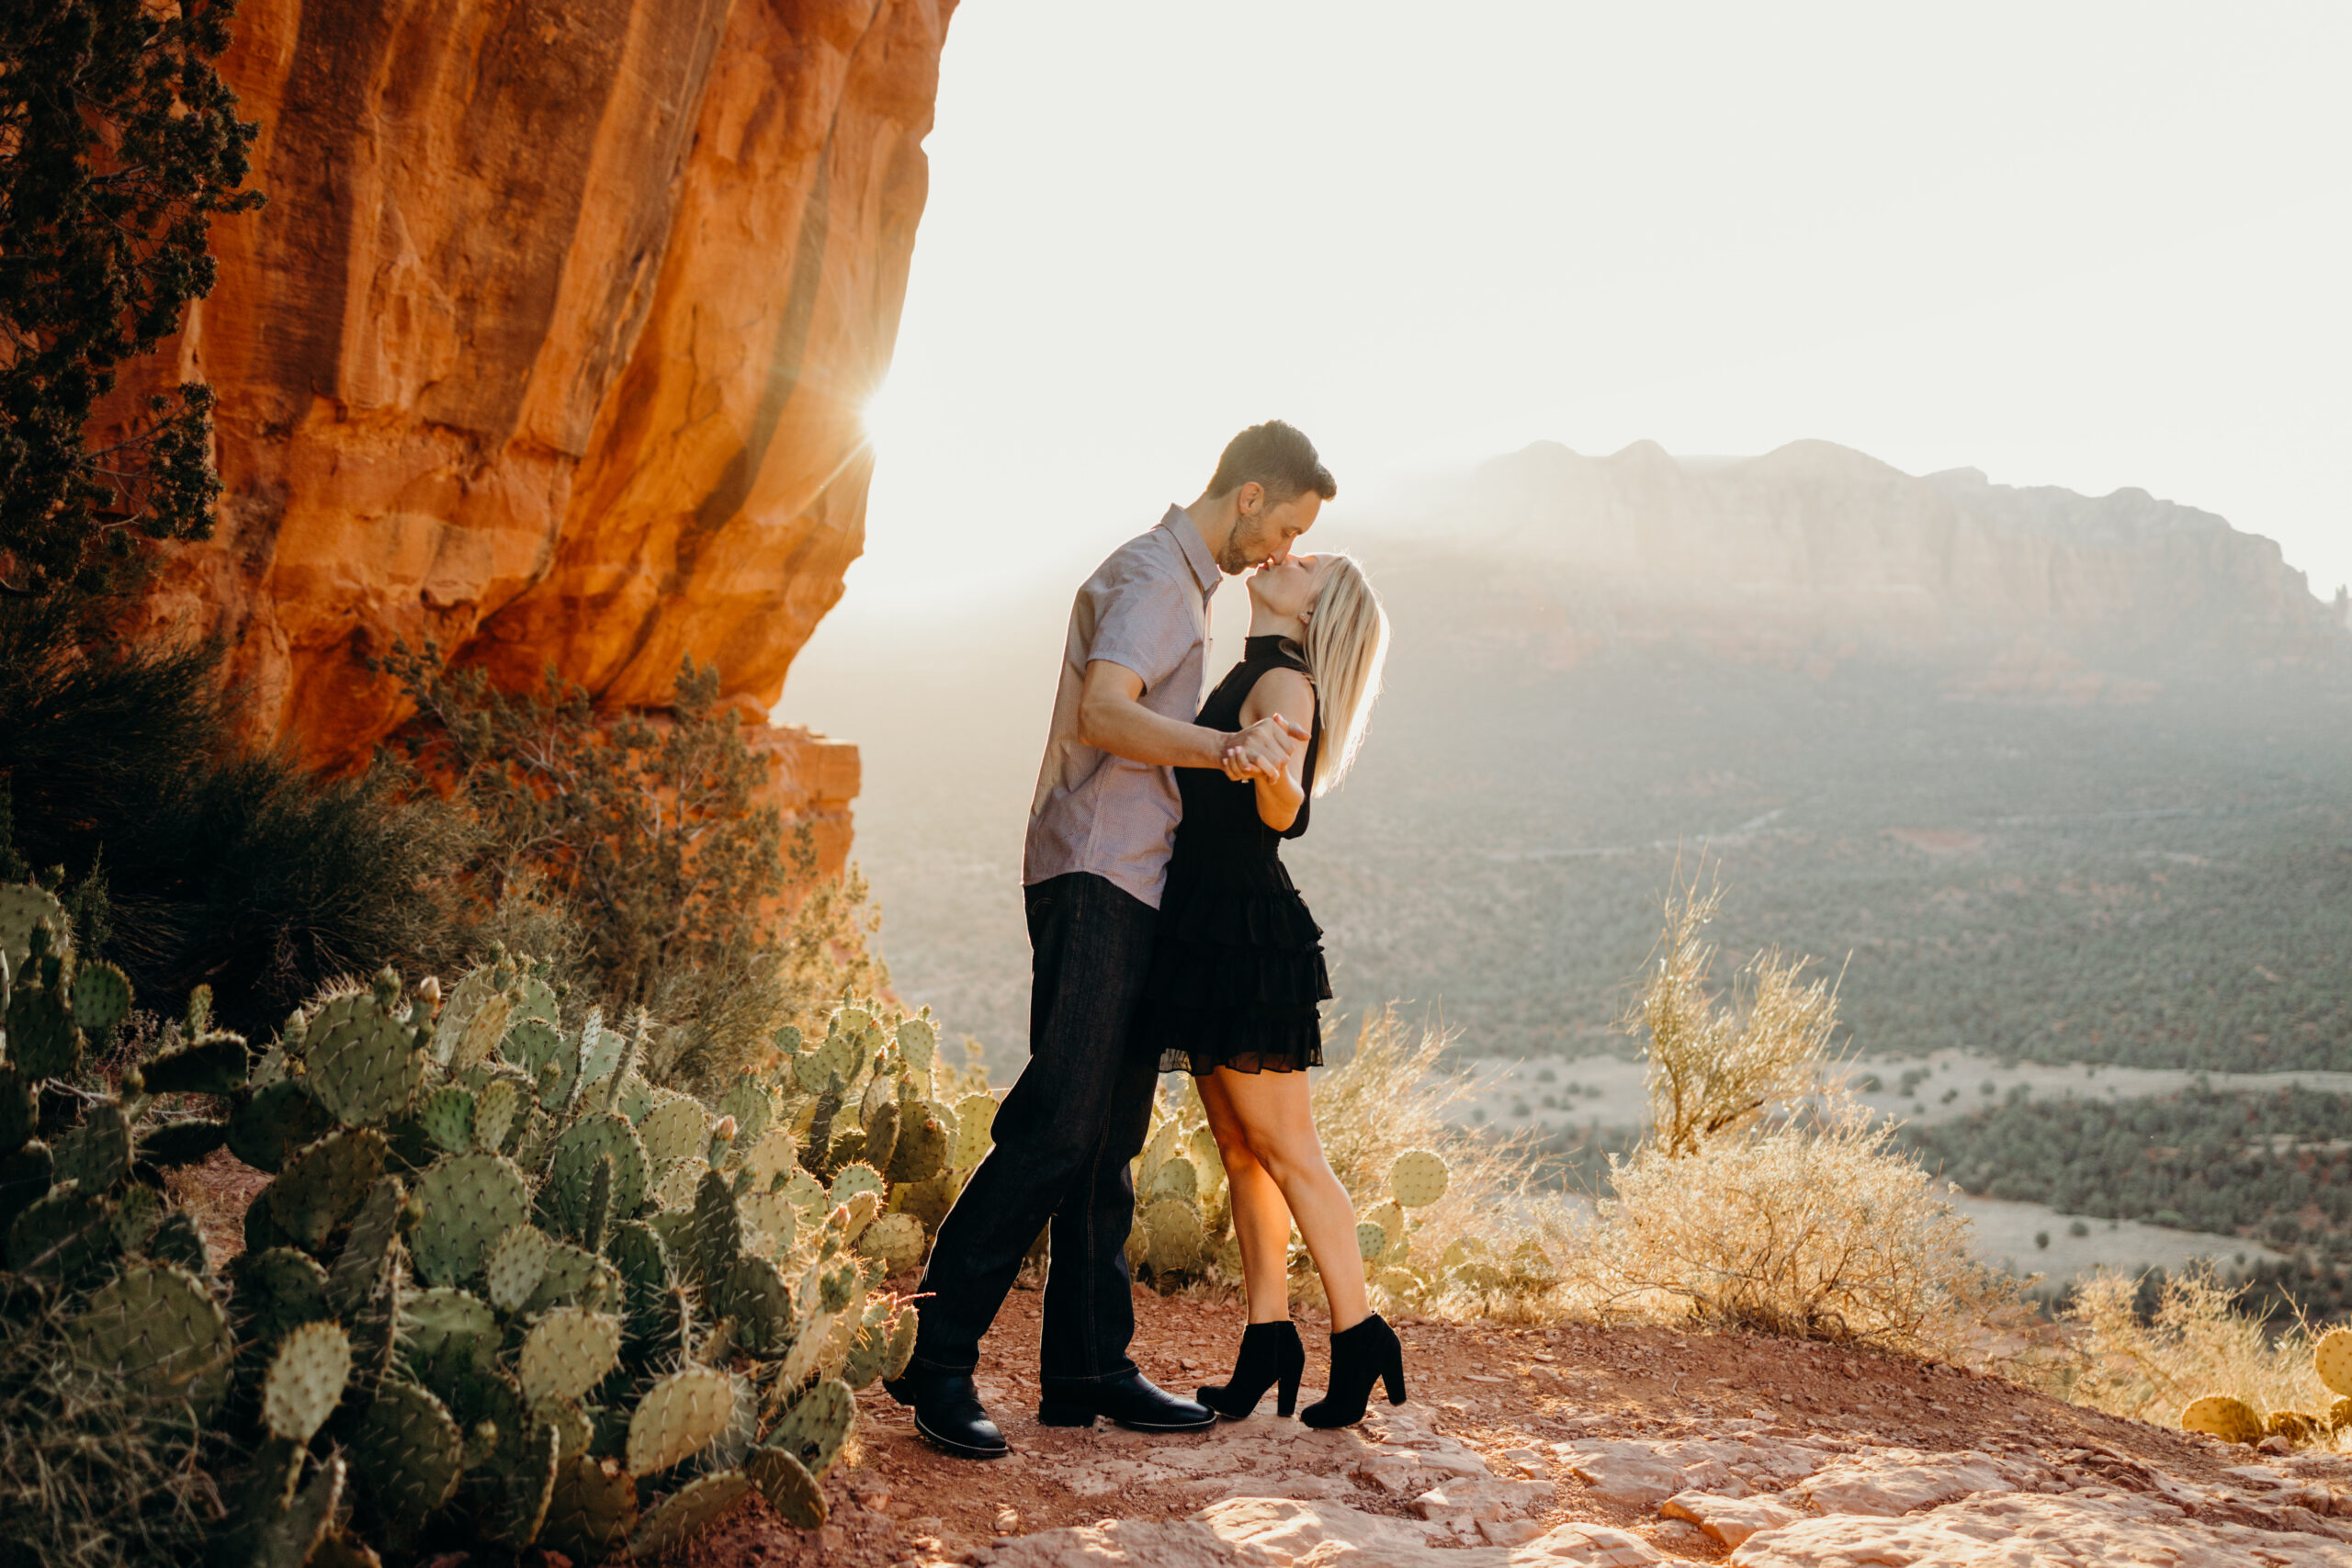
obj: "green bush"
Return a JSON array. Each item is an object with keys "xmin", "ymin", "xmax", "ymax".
[
  {"xmin": 0, "ymin": 598, "xmax": 468, "ymax": 1036},
  {"xmin": 379, "ymin": 645, "xmax": 887, "ymax": 1093}
]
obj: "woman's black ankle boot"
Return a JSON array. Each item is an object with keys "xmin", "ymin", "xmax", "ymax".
[
  {"xmin": 1197, "ymin": 1319, "xmax": 1306, "ymax": 1419},
  {"xmin": 1299, "ymin": 1313, "xmax": 1407, "ymax": 1429}
]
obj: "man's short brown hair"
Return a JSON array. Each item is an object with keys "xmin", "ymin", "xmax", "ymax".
[{"xmin": 1205, "ymin": 420, "xmax": 1337, "ymax": 505}]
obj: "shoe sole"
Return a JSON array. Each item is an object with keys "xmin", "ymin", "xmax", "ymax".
[{"xmin": 911, "ymin": 1409, "xmax": 1009, "ymax": 1460}]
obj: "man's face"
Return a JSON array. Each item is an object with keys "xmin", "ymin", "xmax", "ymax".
[{"xmin": 1219, "ymin": 485, "xmax": 1322, "ymax": 574}]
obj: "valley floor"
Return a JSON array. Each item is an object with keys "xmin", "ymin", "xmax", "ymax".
[{"xmin": 680, "ymin": 1285, "xmax": 2352, "ymax": 1568}]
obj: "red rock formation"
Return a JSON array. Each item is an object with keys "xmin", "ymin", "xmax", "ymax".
[{"xmin": 118, "ymin": 0, "xmax": 956, "ymax": 865}]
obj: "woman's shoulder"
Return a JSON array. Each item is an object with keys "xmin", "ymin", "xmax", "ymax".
[{"xmin": 1241, "ymin": 660, "xmax": 1316, "ymax": 723}]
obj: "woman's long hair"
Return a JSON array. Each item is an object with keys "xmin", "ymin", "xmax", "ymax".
[{"xmin": 1300, "ymin": 552, "xmax": 1390, "ymax": 796}]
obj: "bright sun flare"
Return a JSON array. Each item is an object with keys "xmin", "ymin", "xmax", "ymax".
[{"xmin": 859, "ymin": 378, "xmax": 902, "ymax": 449}]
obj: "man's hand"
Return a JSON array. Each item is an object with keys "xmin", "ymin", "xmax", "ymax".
[{"xmin": 1221, "ymin": 713, "xmax": 1308, "ymax": 781}]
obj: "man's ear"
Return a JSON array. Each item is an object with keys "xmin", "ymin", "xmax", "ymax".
[{"xmin": 1234, "ymin": 480, "xmax": 1264, "ymax": 517}]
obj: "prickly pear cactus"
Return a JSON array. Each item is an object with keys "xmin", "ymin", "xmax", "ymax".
[{"xmin": 2179, "ymin": 1393, "xmax": 2265, "ymax": 1446}]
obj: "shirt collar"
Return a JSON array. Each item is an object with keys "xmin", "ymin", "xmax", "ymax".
[{"xmin": 1162, "ymin": 504, "xmax": 1222, "ymax": 598}]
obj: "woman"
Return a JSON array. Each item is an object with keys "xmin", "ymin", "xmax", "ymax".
[{"xmin": 1133, "ymin": 549, "xmax": 1398, "ymax": 1427}]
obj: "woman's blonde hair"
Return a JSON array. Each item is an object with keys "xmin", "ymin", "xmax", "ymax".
[{"xmin": 1300, "ymin": 552, "xmax": 1390, "ymax": 796}]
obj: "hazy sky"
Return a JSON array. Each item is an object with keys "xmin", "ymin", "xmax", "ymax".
[{"xmin": 831, "ymin": 0, "xmax": 2350, "ymax": 639}]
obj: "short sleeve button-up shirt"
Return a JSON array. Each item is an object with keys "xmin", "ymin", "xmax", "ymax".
[{"xmin": 1023, "ymin": 505, "xmax": 1222, "ymax": 909}]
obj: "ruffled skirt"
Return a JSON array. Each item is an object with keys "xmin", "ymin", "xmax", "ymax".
[{"xmin": 1136, "ymin": 853, "xmax": 1330, "ymax": 1075}]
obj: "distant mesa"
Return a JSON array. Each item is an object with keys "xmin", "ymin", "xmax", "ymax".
[{"xmin": 1400, "ymin": 438, "xmax": 2348, "ymax": 681}]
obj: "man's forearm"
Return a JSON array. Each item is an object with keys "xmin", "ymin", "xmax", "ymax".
[{"xmin": 1078, "ymin": 696, "xmax": 1230, "ymax": 770}]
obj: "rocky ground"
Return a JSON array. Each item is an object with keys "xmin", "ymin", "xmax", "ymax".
[{"xmin": 669, "ymin": 1282, "xmax": 2352, "ymax": 1568}]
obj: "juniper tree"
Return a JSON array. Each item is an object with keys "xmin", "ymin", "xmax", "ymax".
[{"xmin": 0, "ymin": 0, "xmax": 262, "ymax": 597}]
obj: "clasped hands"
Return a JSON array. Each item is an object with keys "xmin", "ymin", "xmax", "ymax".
[{"xmin": 1219, "ymin": 713, "xmax": 1309, "ymax": 783}]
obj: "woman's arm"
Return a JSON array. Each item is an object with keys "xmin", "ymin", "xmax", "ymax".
[{"xmin": 1237, "ymin": 667, "xmax": 1315, "ymax": 832}]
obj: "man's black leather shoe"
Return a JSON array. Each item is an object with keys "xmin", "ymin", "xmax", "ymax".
[
  {"xmin": 883, "ymin": 1371, "xmax": 1008, "ymax": 1459},
  {"xmin": 1037, "ymin": 1369, "xmax": 1216, "ymax": 1431}
]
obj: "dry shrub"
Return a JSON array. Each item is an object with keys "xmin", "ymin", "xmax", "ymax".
[
  {"xmin": 1565, "ymin": 1107, "xmax": 2007, "ymax": 1355},
  {"xmin": 1634, "ymin": 876, "xmax": 1839, "ymax": 1156},
  {"xmin": 1552, "ymin": 873, "xmax": 2015, "ymax": 1356},
  {"xmin": 2028, "ymin": 1266, "xmax": 2336, "ymax": 1434}
]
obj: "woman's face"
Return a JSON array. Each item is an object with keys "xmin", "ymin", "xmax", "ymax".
[{"xmin": 1247, "ymin": 552, "xmax": 1324, "ymax": 623}]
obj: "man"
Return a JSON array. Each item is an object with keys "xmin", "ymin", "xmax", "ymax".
[{"xmin": 885, "ymin": 421, "xmax": 1336, "ymax": 1457}]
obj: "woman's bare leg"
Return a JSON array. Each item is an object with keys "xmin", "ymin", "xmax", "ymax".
[
  {"xmin": 1207, "ymin": 1066, "xmax": 1370, "ymax": 1331},
  {"xmin": 1196, "ymin": 1072, "xmax": 1294, "ymax": 1324}
]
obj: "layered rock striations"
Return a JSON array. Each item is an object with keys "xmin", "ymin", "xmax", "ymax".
[
  {"xmin": 118, "ymin": 0, "xmax": 956, "ymax": 862},
  {"xmin": 1443, "ymin": 440, "xmax": 2347, "ymax": 675}
]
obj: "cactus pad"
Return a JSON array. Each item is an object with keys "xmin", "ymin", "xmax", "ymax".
[
  {"xmin": 1387, "ymin": 1149, "xmax": 1451, "ymax": 1208},
  {"xmin": 738, "ymin": 1190, "xmax": 797, "ymax": 1253},
  {"xmin": 545, "ymin": 1113, "xmax": 648, "ymax": 1237},
  {"xmin": 70, "ymin": 959, "xmax": 132, "ymax": 1038},
  {"xmin": 1142, "ymin": 1197, "xmax": 1209, "ymax": 1274},
  {"xmin": 888, "ymin": 1112, "xmax": 950, "ymax": 1186},
  {"xmin": 53, "ymin": 1102, "xmax": 131, "ymax": 1195},
  {"xmin": 891, "ymin": 1170, "xmax": 962, "ymax": 1232},
  {"xmin": 6, "ymin": 976, "xmax": 79, "ymax": 1079},
  {"xmin": 1188, "ymin": 1123, "xmax": 1226, "ymax": 1192},
  {"xmin": 270, "ymin": 1129, "xmax": 390, "ymax": 1250},
  {"xmin": 737, "ymin": 1127, "xmax": 800, "ymax": 1192},
  {"xmin": 651, "ymin": 1156, "xmax": 707, "ymax": 1213},
  {"xmin": 473, "ymin": 1077, "xmax": 520, "ymax": 1153},
  {"xmin": 857, "ymin": 1213, "xmax": 926, "ymax": 1275},
  {"xmin": 232, "ymin": 1247, "xmax": 333, "ymax": 1347},
  {"xmin": 639, "ymin": 1091, "xmax": 711, "ymax": 1168},
  {"xmin": 304, "ymin": 993, "xmax": 425, "ymax": 1127},
  {"xmin": 749, "ymin": 1445, "xmax": 826, "ymax": 1529},
  {"xmin": 229, "ymin": 1079, "xmax": 337, "ymax": 1175},
  {"xmin": 325, "ymin": 1175, "xmax": 407, "ymax": 1318},
  {"xmin": 1356, "ymin": 1220, "xmax": 1388, "ymax": 1263},
  {"xmin": 795, "ymin": 1027, "xmax": 860, "ymax": 1095},
  {"xmin": 716, "ymin": 1076, "xmax": 773, "ymax": 1150},
  {"xmin": 882, "ymin": 1305, "xmax": 919, "ymax": 1381},
  {"xmin": 519, "ymin": 1307, "xmax": 622, "ymax": 1404},
  {"xmin": 1148, "ymin": 1154, "xmax": 1197, "ymax": 1203},
  {"xmin": 418, "ymin": 1085, "xmax": 477, "ymax": 1154},
  {"xmin": 2179, "ymin": 1393, "xmax": 2264, "ymax": 1446},
  {"xmin": 627, "ymin": 1365, "xmax": 736, "ymax": 1476},
  {"xmin": 951, "ymin": 1092, "xmax": 998, "ymax": 1168},
  {"xmin": 0, "ymin": 883, "xmax": 69, "ymax": 971},
  {"xmin": 2316, "ymin": 1327, "xmax": 2352, "ymax": 1396},
  {"xmin": 410, "ymin": 1151, "xmax": 531, "ymax": 1287},
  {"xmin": 397, "ymin": 1285, "xmax": 499, "ymax": 1384},
  {"xmin": 721, "ymin": 1252, "xmax": 797, "ymax": 1354},
  {"xmin": 264, "ymin": 1320, "xmax": 354, "ymax": 1444},
  {"xmin": 9, "ymin": 1184, "xmax": 115, "ymax": 1281},
  {"xmin": 896, "ymin": 1014, "xmax": 939, "ymax": 1070},
  {"xmin": 522, "ymin": 1238, "xmax": 619, "ymax": 1316},
  {"xmin": 830, "ymin": 1161, "xmax": 885, "ymax": 1209},
  {"xmin": 841, "ymin": 1299, "xmax": 898, "ymax": 1388},
  {"xmin": 71, "ymin": 1261, "xmax": 233, "ymax": 1412},
  {"xmin": 631, "ymin": 1470, "xmax": 754, "ymax": 1559},
  {"xmin": 541, "ymin": 1454, "xmax": 638, "ymax": 1564},
  {"xmin": 486, "ymin": 1223, "xmax": 556, "ymax": 1313},
  {"xmin": 505, "ymin": 1017, "xmax": 575, "ymax": 1112},
  {"xmin": 769, "ymin": 1377, "xmax": 856, "ymax": 1479},
  {"xmin": 356, "ymin": 1379, "xmax": 466, "ymax": 1523}
]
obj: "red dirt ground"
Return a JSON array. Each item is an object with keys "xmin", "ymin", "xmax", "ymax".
[{"xmin": 678, "ymin": 1275, "xmax": 2238, "ymax": 1568}]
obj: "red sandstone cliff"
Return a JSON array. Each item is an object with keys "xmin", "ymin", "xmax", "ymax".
[{"xmin": 119, "ymin": 0, "xmax": 956, "ymax": 871}]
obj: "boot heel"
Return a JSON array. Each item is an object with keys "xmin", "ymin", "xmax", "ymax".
[
  {"xmin": 1036, "ymin": 1400, "xmax": 1097, "ymax": 1428},
  {"xmin": 1276, "ymin": 1366, "xmax": 1301, "ymax": 1417},
  {"xmin": 1381, "ymin": 1340, "xmax": 1407, "ymax": 1406}
]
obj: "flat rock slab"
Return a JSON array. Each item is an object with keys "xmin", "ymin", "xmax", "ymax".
[
  {"xmin": 982, "ymin": 1497, "xmax": 1694, "ymax": 1568},
  {"xmin": 1731, "ymin": 1490, "xmax": 2352, "ymax": 1567},
  {"xmin": 1661, "ymin": 1490, "xmax": 1804, "ymax": 1548}
]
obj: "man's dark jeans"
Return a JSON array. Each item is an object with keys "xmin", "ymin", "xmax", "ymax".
[{"xmin": 906, "ymin": 871, "xmax": 1161, "ymax": 1394}]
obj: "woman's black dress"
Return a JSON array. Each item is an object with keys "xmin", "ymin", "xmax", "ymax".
[{"xmin": 1137, "ymin": 635, "xmax": 1332, "ymax": 1076}]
